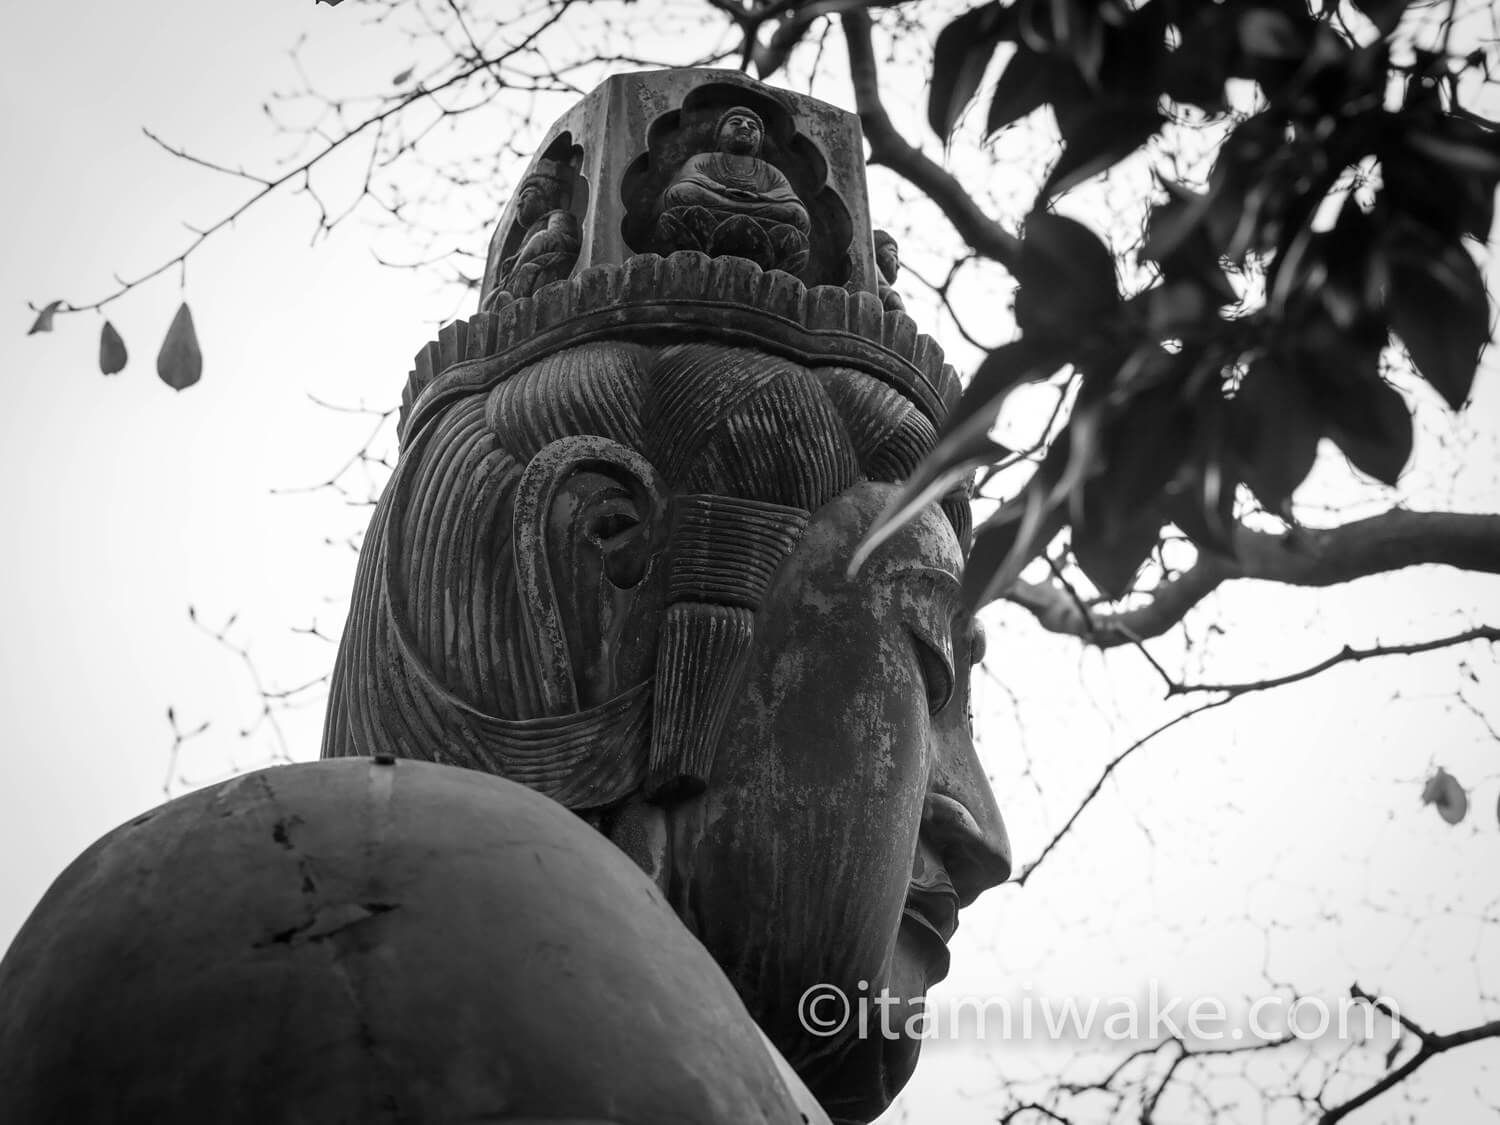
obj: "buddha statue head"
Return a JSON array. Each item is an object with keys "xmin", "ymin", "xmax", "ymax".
[
  {"xmin": 326, "ymin": 248, "xmax": 1011, "ymax": 1120},
  {"xmin": 513, "ymin": 158, "xmax": 572, "ymax": 227},
  {"xmin": 715, "ymin": 105, "xmax": 766, "ymax": 156}
]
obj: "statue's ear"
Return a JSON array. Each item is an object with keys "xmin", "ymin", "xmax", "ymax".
[{"xmin": 514, "ymin": 436, "xmax": 668, "ymax": 714}]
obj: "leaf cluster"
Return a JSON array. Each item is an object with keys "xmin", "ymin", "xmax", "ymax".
[{"xmin": 905, "ymin": 0, "xmax": 1497, "ymax": 608}]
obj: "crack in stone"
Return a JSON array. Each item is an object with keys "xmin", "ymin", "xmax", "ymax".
[{"xmin": 255, "ymin": 902, "xmax": 400, "ymax": 949}]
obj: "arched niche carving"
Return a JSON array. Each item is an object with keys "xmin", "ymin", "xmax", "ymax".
[
  {"xmin": 483, "ymin": 133, "xmax": 591, "ymax": 307},
  {"xmin": 619, "ymin": 83, "xmax": 852, "ymax": 287}
]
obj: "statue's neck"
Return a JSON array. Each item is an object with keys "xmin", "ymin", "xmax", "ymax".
[{"xmin": 715, "ymin": 152, "xmax": 759, "ymax": 175}]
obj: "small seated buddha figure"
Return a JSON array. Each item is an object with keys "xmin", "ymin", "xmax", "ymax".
[
  {"xmin": 874, "ymin": 228, "xmax": 906, "ymax": 312},
  {"xmin": 654, "ymin": 106, "xmax": 812, "ymax": 274},
  {"xmin": 484, "ymin": 162, "xmax": 582, "ymax": 308}
]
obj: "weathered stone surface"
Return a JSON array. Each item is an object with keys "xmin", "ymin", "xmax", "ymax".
[
  {"xmin": 0, "ymin": 759, "xmax": 826, "ymax": 1124},
  {"xmin": 332, "ymin": 253, "xmax": 1007, "ymax": 1121},
  {"xmin": 687, "ymin": 480, "xmax": 1008, "ymax": 1119}
]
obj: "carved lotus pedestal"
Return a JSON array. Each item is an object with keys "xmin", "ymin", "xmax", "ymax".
[{"xmin": 654, "ymin": 207, "xmax": 811, "ymax": 274}]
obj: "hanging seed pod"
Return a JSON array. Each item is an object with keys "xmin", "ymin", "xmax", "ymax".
[
  {"xmin": 1421, "ymin": 767, "xmax": 1468, "ymax": 826},
  {"xmin": 156, "ymin": 302, "xmax": 202, "ymax": 391},
  {"xmin": 100, "ymin": 321, "xmax": 127, "ymax": 375}
]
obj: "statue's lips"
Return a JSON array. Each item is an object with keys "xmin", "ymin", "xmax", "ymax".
[{"xmin": 900, "ymin": 885, "xmax": 959, "ymax": 983}]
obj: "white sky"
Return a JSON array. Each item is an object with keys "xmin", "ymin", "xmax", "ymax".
[{"xmin": 2, "ymin": 3, "xmax": 1497, "ymax": 1122}]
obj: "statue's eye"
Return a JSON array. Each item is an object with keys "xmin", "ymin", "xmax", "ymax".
[{"xmin": 910, "ymin": 627, "xmax": 955, "ymax": 716}]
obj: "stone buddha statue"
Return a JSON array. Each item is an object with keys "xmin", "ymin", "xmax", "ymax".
[
  {"xmin": 654, "ymin": 105, "xmax": 812, "ymax": 273},
  {"xmin": 0, "ymin": 70, "xmax": 1009, "ymax": 1125},
  {"xmin": 483, "ymin": 160, "xmax": 582, "ymax": 307}
]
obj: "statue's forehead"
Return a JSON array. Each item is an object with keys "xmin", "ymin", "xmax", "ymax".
[
  {"xmin": 865, "ymin": 505, "xmax": 963, "ymax": 586},
  {"xmin": 800, "ymin": 481, "xmax": 963, "ymax": 586}
]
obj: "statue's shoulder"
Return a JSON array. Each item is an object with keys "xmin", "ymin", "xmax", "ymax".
[
  {"xmin": 675, "ymin": 150, "xmax": 719, "ymax": 176},
  {"xmin": 0, "ymin": 758, "xmax": 826, "ymax": 1125}
]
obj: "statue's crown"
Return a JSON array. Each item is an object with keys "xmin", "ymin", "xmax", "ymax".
[{"xmin": 398, "ymin": 70, "xmax": 960, "ymax": 440}]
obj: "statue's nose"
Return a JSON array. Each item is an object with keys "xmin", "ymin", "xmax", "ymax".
[
  {"xmin": 921, "ymin": 791, "xmax": 1011, "ymax": 906},
  {"xmin": 922, "ymin": 733, "xmax": 1011, "ymax": 905}
]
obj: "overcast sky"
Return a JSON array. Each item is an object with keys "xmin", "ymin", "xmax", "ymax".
[{"xmin": 3, "ymin": 3, "xmax": 1497, "ymax": 1121}]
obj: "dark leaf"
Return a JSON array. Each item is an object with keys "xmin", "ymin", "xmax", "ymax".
[
  {"xmin": 1099, "ymin": 372, "xmax": 1197, "ymax": 515},
  {"xmin": 1169, "ymin": 454, "xmax": 1238, "ymax": 557},
  {"xmin": 1237, "ymin": 8, "xmax": 1304, "ymax": 60},
  {"xmin": 965, "ymin": 513, "xmax": 1023, "ymax": 605},
  {"xmin": 1062, "ymin": 0, "xmax": 1106, "ymax": 87},
  {"xmin": 1380, "ymin": 128, "xmax": 1497, "ymax": 242},
  {"xmin": 1265, "ymin": 119, "xmax": 1382, "ymax": 313},
  {"xmin": 961, "ymin": 433, "xmax": 1073, "ymax": 610},
  {"xmin": 1096, "ymin": 0, "xmax": 1170, "ymax": 102},
  {"xmin": 1145, "ymin": 282, "xmax": 1212, "ymax": 337},
  {"xmin": 1230, "ymin": 355, "xmax": 1322, "ymax": 513},
  {"xmin": 1384, "ymin": 225, "xmax": 1491, "ymax": 409},
  {"xmin": 1255, "ymin": 0, "xmax": 1321, "ymax": 26},
  {"xmin": 1142, "ymin": 184, "xmax": 1239, "ymax": 307},
  {"xmin": 930, "ymin": 3, "xmax": 1011, "ymax": 139},
  {"xmin": 855, "ymin": 342, "xmax": 1064, "ymax": 577},
  {"xmin": 1016, "ymin": 0, "xmax": 1084, "ymax": 53},
  {"xmin": 392, "ymin": 65, "xmax": 415, "ymax": 86},
  {"xmin": 99, "ymin": 320, "xmax": 127, "ymax": 375},
  {"xmin": 1161, "ymin": 7, "xmax": 1237, "ymax": 110},
  {"xmin": 27, "ymin": 300, "xmax": 62, "ymax": 335},
  {"xmin": 1319, "ymin": 200, "xmax": 1382, "ymax": 329},
  {"xmin": 1385, "ymin": 100, "xmax": 1500, "ymax": 240},
  {"xmin": 985, "ymin": 46, "xmax": 1054, "ymax": 136},
  {"xmin": 1323, "ymin": 376, "xmax": 1412, "ymax": 486},
  {"xmin": 1204, "ymin": 112, "xmax": 1287, "ymax": 259},
  {"xmin": 1269, "ymin": 197, "xmax": 1380, "ymax": 328},
  {"xmin": 1073, "ymin": 500, "xmax": 1161, "ymax": 600},
  {"xmin": 1405, "ymin": 130, "xmax": 1500, "ymax": 177},
  {"xmin": 156, "ymin": 302, "xmax": 203, "ymax": 391},
  {"xmin": 1070, "ymin": 371, "xmax": 1192, "ymax": 598},
  {"xmin": 1141, "ymin": 182, "xmax": 1211, "ymax": 267},
  {"xmin": 1420, "ymin": 767, "xmax": 1467, "ymax": 825},
  {"xmin": 1164, "ymin": 389, "xmax": 1238, "ymax": 557},
  {"xmin": 963, "ymin": 336, "xmax": 1072, "ymax": 421},
  {"xmin": 1014, "ymin": 212, "xmax": 1119, "ymax": 336},
  {"xmin": 1352, "ymin": 0, "xmax": 1410, "ymax": 37},
  {"xmin": 1040, "ymin": 104, "xmax": 1162, "ymax": 201}
]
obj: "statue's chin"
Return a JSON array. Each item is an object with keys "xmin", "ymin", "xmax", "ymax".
[
  {"xmin": 818, "ymin": 923, "xmax": 946, "ymax": 1124},
  {"xmin": 883, "ymin": 920, "xmax": 947, "ymax": 1082}
]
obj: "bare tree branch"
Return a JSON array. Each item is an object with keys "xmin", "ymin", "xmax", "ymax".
[
  {"xmin": 1319, "ymin": 986, "xmax": 1500, "ymax": 1123},
  {"xmin": 35, "ymin": 1, "xmax": 579, "ymax": 320},
  {"xmin": 1014, "ymin": 623, "xmax": 1494, "ymax": 884},
  {"xmin": 1005, "ymin": 510, "xmax": 1500, "ymax": 646},
  {"xmin": 1015, "ymin": 696, "xmax": 1232, "ymax": 885},
  {"xmin": 1174, "ymin": 626, "xmax": 1500, "ymax": 696},
  {"xmin": 840, "ymin": 10, "xmax": 1023, "ymax": 270}
]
